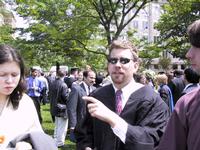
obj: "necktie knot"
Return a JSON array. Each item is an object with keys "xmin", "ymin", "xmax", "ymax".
[
  {"xmin": 116, "ymin": 90, "xmax": 122, "ymax": 96},
  {"xmin": 115, "ymin": 90, "xmax": 122, "ymax": 115}
]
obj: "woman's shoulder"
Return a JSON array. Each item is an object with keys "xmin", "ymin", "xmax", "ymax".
[
  {"xmin": 21, "ymin": 93, "xmax": 33, "ymax": 101},
  {"xmin": 19, "ymin": 93, "xmax": 35, "ymax": 107}
]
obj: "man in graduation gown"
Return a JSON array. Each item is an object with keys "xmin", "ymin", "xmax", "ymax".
[{"xmin": 75, "ymin": 39, "xmax": 170, "ymax": 150}]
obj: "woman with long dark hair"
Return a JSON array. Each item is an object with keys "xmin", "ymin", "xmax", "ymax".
[{"xmin": 0, "ymin": 45, "xmax": 43, "ymax": 149}]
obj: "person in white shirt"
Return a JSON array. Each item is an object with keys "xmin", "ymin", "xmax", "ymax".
[{"xmin": 0, "ymin": 45, "xmax": 43, "ymax": 149}]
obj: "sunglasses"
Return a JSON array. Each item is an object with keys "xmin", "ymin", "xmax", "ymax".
[{"xmin": 107, "ymin": 57, "xmax": 133, "ymax": 64}]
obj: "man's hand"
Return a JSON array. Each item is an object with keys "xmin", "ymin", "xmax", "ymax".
[{"xmin": 83, "ymin": 96, "xmax": 120, "ymax": 127}]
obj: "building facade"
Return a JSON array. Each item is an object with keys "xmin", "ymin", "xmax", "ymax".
[{"xmin": 125, "ymin": 0, "xmax": 185, "ymax": 72}]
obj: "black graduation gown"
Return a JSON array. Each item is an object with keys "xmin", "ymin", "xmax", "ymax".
[{"xmin": 75, "ymin": 85, "xmax": 170, "ymax": 150}]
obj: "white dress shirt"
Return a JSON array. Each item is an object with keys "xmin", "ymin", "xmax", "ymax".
[{"xmin": 112, "ymin": 79, "xmax": 144, "ymax": 143}]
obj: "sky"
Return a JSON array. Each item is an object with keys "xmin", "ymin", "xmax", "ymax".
[
  {"xmin": 15, "ymin": 14, "xmax": 27, "ymax": 28},
  {"xmin": 5, "ymin": 2, "xmax": 28, "ymax": 28},
  {"xmin": 13, "ymin": 11, "xmax": 29, "ymax": 28}
]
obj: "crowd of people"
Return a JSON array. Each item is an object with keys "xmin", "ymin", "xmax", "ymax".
[{"xmin": 0, "ymin": 19, "xmax": 200, "ymax": 150}]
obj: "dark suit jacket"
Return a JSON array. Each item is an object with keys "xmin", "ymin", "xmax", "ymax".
[
  {"xmin": 68, "ymin": 83, "xmax": 96, "ymax": 128},
  {"xmin": 75, "ymin": 84, "xmax": 170, "ymax": 150},
  {"xmin": 49, "ymin": 78, "xmax": 69, "ymax": 117},
  {"xmin": 168, "ymin": 77, "xmax": 185, "ymax": 104},
  {"xmin": 67, "ymin": 83, "xmax": 87, "ymax": 128},
  {"xmin": 181, "ymin": 83, "xmax": 199, "ymax": 96},
  {"xmin": 64, "ymin": 76, "xmax": 76, "ymax": 89}
]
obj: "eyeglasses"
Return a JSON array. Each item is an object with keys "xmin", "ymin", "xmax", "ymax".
[{"xmin": 107, "ymin": 57, "xmax": 133, "ymax": 64}]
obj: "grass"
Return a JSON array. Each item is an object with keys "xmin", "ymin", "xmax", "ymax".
[{"xmin": 41, "ymin": 104, "xmax": 76, "ymax": 150}]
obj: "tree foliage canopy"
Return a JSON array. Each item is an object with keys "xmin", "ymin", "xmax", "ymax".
[
  {"xmin": 15, "ymin": 0, "xmax": 101, "ymax": 70},
  {"xmin": 14, "ymin": 0, "xmax": 155, "ymax": 71},
  {"xmin": 0, "ymin": 0, "xmax": 15, "ymax": 44},
  {"xmin": 155, "ymin": 0, "xmax": 200, "ymax": 59},
  {"xmin": 3, "ymin": 0, "xmax": 200, "ymax": 71}
]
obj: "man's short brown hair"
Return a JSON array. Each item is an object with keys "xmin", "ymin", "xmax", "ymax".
[
  {"xmin": 108, "ymin": 39, "xmax": 139, "ymax": 62},
  {"xmin": 187, "ymin": 19, "xmax": 200, "ymax": 48}
]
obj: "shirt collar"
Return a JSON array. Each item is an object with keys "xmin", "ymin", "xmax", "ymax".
[
  {"xmin": 113, "ymin": 79, "xmax": 144, "ymax": 96},
  {"xmin": 125, "ymin": 80, "xmax": 144, "ymax": 100},
  {"xmin": 112, "ymin": 79, "xmax": 143, "ymax": 92},
  {"xmin": 112, "ymin": 79, "xmax": 144, "ymax": 107}
]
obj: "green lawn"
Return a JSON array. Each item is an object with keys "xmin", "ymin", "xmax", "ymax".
[{"xmin": 41, "ymin": 104, "xmax": 76, "ymax": 150}]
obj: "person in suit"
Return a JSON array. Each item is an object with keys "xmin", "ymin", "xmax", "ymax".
[
  {"xmin": 93, "ymin": 73, "xmax": 104, "ymax": 88},
  {"xmin": 38, "ymin": 71, "xmax": 49, "ymax": 105},
  {"xmin": 67, "ymin": 70, "xmax": 96, "ymax": 142},
  {"xmin": 168, "ymin": 69, "xmax": 185, "ymax": 105},
  {"xmin": 181, "ymin": 67, "xmax": 199, "ymax": 96},
  {"xmin": 46, "ymin": 71, "xmax": 56, "ymax": 106},
  {"xmin": 157, "ymin": 19, "xmax": 200, "ymax": 150},
  {"xmin": 75, "ymin": 39, "xmax": 169, "ymax": 150},
  {"xmin": 64, "ymin": 67, "xmax": 79, "ymax": 89},
  {"xmin": 49, "ymin": 69, "xmax": 69, "ymax": 148}
]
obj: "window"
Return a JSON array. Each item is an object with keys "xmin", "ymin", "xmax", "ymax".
[
  {"xmin": 133, "ymin": 21, "xmax": 138, "ymax": 29},
  {"xmin": 142, "ymin": 21, "xmax": 148, "ymax": 30}
]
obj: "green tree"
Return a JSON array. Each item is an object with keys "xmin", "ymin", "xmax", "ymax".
[
  {"xmin": 15, "ymin": 0, "xmax": 105, "ymax": 70},
  {"xmin": 0, "ymin": 25, "xmax": 14, "ymax": 44},
  {"xmin": 89, "ymin": 0, "xmax": 154, "ymax": 45},
  {"xmin": 139, "ymin": 41, "xmax": 162, "ymax": 69},
  {"xmin": 0, "ymin": 0, "xmax": 15, "ymax": 44},
  {"xmin": 155, "ymin": 0, "xmax": 200, "ymax": 59},
  {"xmin": 159, "ymin": 57, "xmax": 171, "ymax": 70},
  {"xmin": 14, "ymin": 0, "xmax": 156, "ymax": 71}
]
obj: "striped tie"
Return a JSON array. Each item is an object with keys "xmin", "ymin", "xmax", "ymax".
[{"xmin": 115, "ymin": 90, "xmax": 122, "ymax": 115}]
